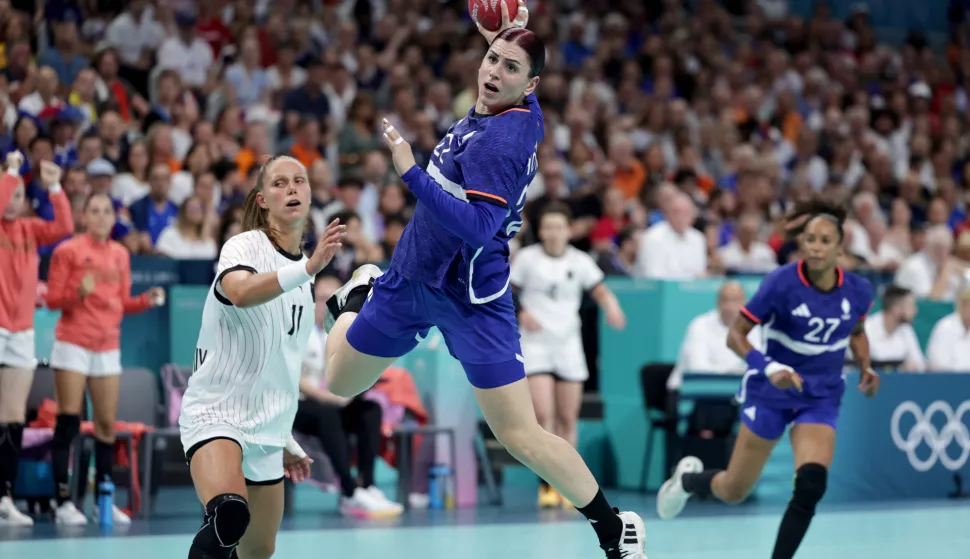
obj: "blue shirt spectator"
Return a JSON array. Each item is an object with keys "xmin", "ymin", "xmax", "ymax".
[{"xmin": 129, "ymin": 162, "xmax": 178, "ymax": 245}]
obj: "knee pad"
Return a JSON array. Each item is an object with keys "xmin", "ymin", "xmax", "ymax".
[
  {"xmin": 191, "ymin": 494, "xmax": 250, "ymax": 558},
  {"xmin": 791, "ymin": 463, "xmax": 827, "ymax": 514},
  {"xmin": 53, "ymin": 415, "xmax": 81, "ymax": 448}
]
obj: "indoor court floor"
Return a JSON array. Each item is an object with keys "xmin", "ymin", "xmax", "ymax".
[{"xmin": 1, "ymin": 491, "xmax": 967, "ymax": 558}]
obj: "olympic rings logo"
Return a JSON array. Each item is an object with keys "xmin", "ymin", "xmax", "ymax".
[{"xmin": 890, "ymin": 401, "xmax": 970, "ymax": 473}]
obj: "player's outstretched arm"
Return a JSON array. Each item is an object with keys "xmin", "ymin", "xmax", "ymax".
[
  {"xmin": 849, "ymin": 322, "xmax": 880, "ymax": 397},
  {"xmin": 220, "ymin": 221, "xmax": 345, "ymax": 308}
]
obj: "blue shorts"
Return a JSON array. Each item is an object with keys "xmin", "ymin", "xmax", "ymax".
[
  {"xmin": 346, "ymin": 268, "xmax": 524, "ymax": 389},
  {"xmin": 739, "ymin": 399, "xmax": 840, "ymax": 441}
]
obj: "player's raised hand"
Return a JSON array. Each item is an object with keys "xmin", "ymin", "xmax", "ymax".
[
  {"xmin": 306, "ymin": 218, "xmax": 346, "ymax": 276},
  {"xmin": 5, "ymin": 150, "xmax": 23, "ymax": 174},
  {"xmin": 858, "ymin": 367, "xmax": 879, "ymax": 398},
  {"xmin": 381, "ymin": 118, "xmax": 416, "ymax": 177},
  {"xmin": 283, "ymin": 449, "xmax": 313, "ymax": 483},
  {"xmin": 38, "ymin": 161, "xmax": 62, "ymax": 190},
  {"xmin": 477, "ymin": 0, "xmax": 529, "ymax": 44}
]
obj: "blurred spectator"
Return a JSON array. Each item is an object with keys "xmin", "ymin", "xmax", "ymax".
[
  {"xmin": 18, "ymin": 66, "xmax": 62, "ymax": 116},
  {"xmin": 863, "ymin": 285, "xmax": 925, "ymax": 371},
  {"xmin": 37, "ymin": 16, "xmax": 89, "ymax": 87},
  {"xmin": 668, "ymin": 281, "xmax": 761, "ymax": 390},
  {"xmin": 103, "ymin": 0, "xmax": 165, "ymax": 96},
  {"xmin": 129, "ymin": 162, "xmax": 178, "ymax": 250},
  {"xmin": 157, "ymin": 11, "xmax": 214, "ymax": 91},
  {"xmin": 156, "ymin": 195, "xmax": 217, "ymax": 260},
  {"xmin": 717, "ymin": 212, "xmax": 778, "ymax": 274},
  {"xmin": 636, "ymin": 192, "xmax": 706, "ymax": 279},
  {"xmin": 895, "ymin": 225, "xmax": 967, "ymax": 301},
  {"xmin": 926, "ymin": 287, "xmax": 970, "ymax": 371}
]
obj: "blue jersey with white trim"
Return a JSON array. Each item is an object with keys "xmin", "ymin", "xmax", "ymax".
[
  {"xmin": 738, "ymin": 261, "xmax": 874, "ymax": 407},
  {"xmin": 390, "ymin": 94, "xmax": 544, "ymax": 302}
]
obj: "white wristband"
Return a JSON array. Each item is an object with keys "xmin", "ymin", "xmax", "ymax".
[
  {"xmin": 277, "ymin": 261, "xmax": 312, "ymax": 292},
  {"xmin": 6, "ymin": 169, "xmax": 19, "ymax": 178},
  {"xmin": 764, "ymin": 362, "xmax": 790, "ymax": 378},
  {"xmin": 285, "ymin": 435, "xmax": 307, "ymax": 459},
  {"xmin": 48, "ymin": 182, "xmax": 62, "ymax": 194}
]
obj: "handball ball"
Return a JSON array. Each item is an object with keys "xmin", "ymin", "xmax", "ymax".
[{"xmin": 469, "ymin": 0, "xmax": 518, "ymax": 32}]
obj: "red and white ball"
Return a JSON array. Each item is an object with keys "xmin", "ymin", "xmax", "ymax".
[{"xmin": 468, "ymin": 0, "xmax": 518, "ymax": 32}]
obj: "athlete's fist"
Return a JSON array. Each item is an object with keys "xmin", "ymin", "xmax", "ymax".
[
  {"xmin": 306, "ymin": 218, "xmax": 346, "ymax": 276},
  {"xmin": 146, "ymin": 287, "xmax": 166, "ymax": 307},
  {"xmin": 381, "ymin": 118, "xmax": 416, "ymax": 177},
  {"xmin": 38, "ymin": 161, "xmax": 62, "ymax": 189},
  {"xmin": 78, "ymin": 273, "xmax": 96, "ymax": 298},
  {"xmin": 858, "ymin": 367, "xmax": 879, "ymax": 398},
  {"xmin": 283, "ymin": 449, "xmax": 313, "ymax": 483},
  {"xmin": 768, "ymin": 368, "xmax": 803, "ymax": 392},
  {"xmin": 5, "ymin": 151, "xmax": 23, "ymax": 174}
]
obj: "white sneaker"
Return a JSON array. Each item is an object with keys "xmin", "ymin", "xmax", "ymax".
[
  {"xmin": 0, "ymin": 496, "xmax": 33, "ymax": 526},
  {"xmin": 364, "ymin": 486, "xmax": 404, "ymax": 515},
  {"xmin": 324, "ymin": 264, "xmax": 383, "ymax": 333},
  {"xmin": 94, "ymin": 504, "xmax": 132, "ymax": 526},
  {"xmin": 54, "ymin": 501, "xmax": 88, "ymax": 526},
  {"xmin": 603, "ymin": 510, "xmax": 647, "ymax": 558},
  {"xmin": 340, "ymin": 487, "xmax": 402, "ymax": 519},
  {"xmin": 656, "ymin": 456, "xmax": 704, "ymax": 520}
]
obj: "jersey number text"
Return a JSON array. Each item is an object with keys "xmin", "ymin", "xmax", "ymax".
[
  {"xmin": 804, "ymin": 317, "xmax": 840, "ymax": 343},
  {"xmin": 287, "ymin": 304, "xmax": 304, "ymax": 336}
]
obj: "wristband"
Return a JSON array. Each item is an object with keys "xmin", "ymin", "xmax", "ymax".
[
  {"xmin": 744, "ymin": 349, "xmax": 768, "ymax": 373},
  {"xmin": 285, "ymin": 434, "xmax": 307, "ymax": 459},
  {"xmin": 277, "ymin": 261, "xmax": 311, "ymax": 292},
  {"xmin": 48, "ymin": 182, "xmax": 62, "ymax": 194}
]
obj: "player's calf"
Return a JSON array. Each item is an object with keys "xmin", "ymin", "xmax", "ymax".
[
  {"xmin": 188, "ymin": 494, "xmax": 251, "ymax": 559},
  {"xmin": 771, "ymin": 463, "xmax": 826, "ymax": 559}
]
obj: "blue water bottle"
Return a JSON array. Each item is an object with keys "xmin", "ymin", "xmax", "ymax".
[
  {"xmin": 428, "ymin": 464, "xmax": 452, "ymax": 509},
  {"xmin": 97, "ymin": 480, "xmax": 115, "ymax": 528}
]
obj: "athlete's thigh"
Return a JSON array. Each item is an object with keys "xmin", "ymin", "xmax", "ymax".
[
  {"xmin": 345, "ymin": 269, "xmax": 433, "ymax": 359},
  {"xmin": 187, "ymin": 437, "xmax": 248, "ymax": 503},
  {"xmin": 527, "ymin": 373, "xmax": 556, "ymax": 426},
  {"xmin": 790, "ymin": 415, "xmax": 837, "ymax": 469},
  {"xmin": 237, "ymin": 481, "xmax": 284, "ymax": 558},
  {"xmin": 721, "ymin": 422, "xmax": 780, "ymax": 493},
  {"xmin": 0, "ymin": 366, "xmax": 35, "ymax": 421},
  {"xmin": 54, "ymin": 368, "xmax": 89, "ymax": 415},
  {"xmin": 553, "ymin": 380, "xmax": 584, "ymax": 424},
  {"xmin": 86, "ymin": 375, "xmax": 121, "ymax": 435},
  {"xmin": 475, "ymin": 377, "xmax": 540, "ymax": 440}
]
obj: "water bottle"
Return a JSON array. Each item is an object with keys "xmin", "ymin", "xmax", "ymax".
[
  {"xmin": 97, "ymin": 480, "xmax": 115, "ymax": 528},
  {"xmin": 428, "ymin": 464, "xmax": 452, "ymax": 509}
]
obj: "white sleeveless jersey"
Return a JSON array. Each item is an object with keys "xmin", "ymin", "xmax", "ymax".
[
  {"xmin": 179, "ymin": 230, "xmax": 315, "ymax": 448},
  {"xmin": 509, "ymin": 244, "xmax": 604, "ymax": 338}
]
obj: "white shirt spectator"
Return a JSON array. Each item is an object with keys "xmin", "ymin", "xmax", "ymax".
[
  {"xmin": 668, "ymin": 310, "xmax": 762, "ymax": 390},
  {"xmin": 895, "ymin": 252, "xmax": 964, "ymax": 301},
  {"xmin": 111, "ymin": 173, "xmax": 150, "ymax": 207},
  {"xmin": 157, "ymin": 37, "xmax": 214, "ymax": 89},
  {"xmin": 104, "ymin": 8, "xmax": 167, "ymax": 66},
  {"xmin": 718, "ymin": 240, "xmax": 778, "ymax": 274},
  {"xmin": 636, "ymin": 221, "xmax": 707, "ymax": 279},
  {"xmin": 17, "ymin": 92, "xmax": 62, "ymax": 116},
  {"xmin": 926, "ymin": 313, "xmax": 970, "ymax": 372},
  {"xmin": 155, "ymin": 226, "xmax": 218, "ymax": 260},
  {"xmin": 863, "ymin": 312, "xmax": 926, "ymax": 371}
]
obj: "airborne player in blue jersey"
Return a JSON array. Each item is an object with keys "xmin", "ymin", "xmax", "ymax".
[
  {"xmin": 319, "ymin": 2, "xmax": 647, "ymax": 558},
  {"xmin": 656, "ymin": 198, "xmax": 881, "ymax": 559}
]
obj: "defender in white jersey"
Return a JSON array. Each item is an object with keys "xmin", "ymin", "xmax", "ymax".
[
  {"xmin": 510, "ymin": 202, "xmax": 626, "ymax": 508},
  {"xmin": 179, "ymin": 156, "xmax": 345, "ymax": 559}
]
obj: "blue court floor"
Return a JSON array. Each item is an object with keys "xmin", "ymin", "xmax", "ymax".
[{"xmin": 1, "ymin": 490, "xmax": 968, "ymax": 558}]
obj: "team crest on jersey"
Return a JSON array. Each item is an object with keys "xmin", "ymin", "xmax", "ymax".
[{"xmin": 841, "ymin": 298, "xmax": 852, "ymax": 319}]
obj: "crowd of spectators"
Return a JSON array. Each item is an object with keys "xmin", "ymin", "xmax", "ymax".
[{"xmin": 3, "ymin": 0, "xmax": 970, "ymax": 303}]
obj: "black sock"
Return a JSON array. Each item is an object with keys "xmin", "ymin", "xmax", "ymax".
[
  {"xmin": 0, "ymin": 423, "xmax": 25, "ymax": 497},
  {"xmin": 52, "ymin": 414, "xmax": 80, "ymax": 506},
  {"xmin": 681, "ymin": 470, "xmax": 719, "ymax": 498},
  {"xmin": 771, "ymin": 501, "xmax": 815, "ymax": 559},
  {"xmin": 576, "ymin": 489, "xmax": 622, "ymax": 544},
  {"xmin": 344, "ymin": 285, "xmax": 370, "ymax": 313},
  {"xmin": 95, "ymin": 440, "xmax": 114, "ymax": 492}
]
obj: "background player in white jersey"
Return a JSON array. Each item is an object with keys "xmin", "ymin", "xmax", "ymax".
[
  {"xmin": 178, "ymin": 155, "xmax": 345, "ymax": 559},
  {"xmin": 510, "ymin": 202, "xmax": 626, "ymax": 508}
]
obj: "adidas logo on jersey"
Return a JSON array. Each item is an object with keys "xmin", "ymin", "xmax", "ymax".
[{"xmin": 791, "ymin": 303, "xmax": 811, "ymax": 318}]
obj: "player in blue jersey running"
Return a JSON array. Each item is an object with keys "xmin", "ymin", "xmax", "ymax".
[
  {"xmin": 656, "ymin": 198, "xmax": 881, "ymax": 559},
  {"xmin": 320, "ymin": 2, "xmax": 647, "ymax": 558}
]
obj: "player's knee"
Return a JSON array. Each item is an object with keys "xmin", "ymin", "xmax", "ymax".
[
  {"xmin": 93, "ymin": 418, "xmax": 115, "ymax": 441},
  {"xmin": 494, "ymin": 426, "xmax": 542, "ymax": 465},
  {"xmin": 239, "ymin": 537, "xmax": 276, "ymax": 559},
  {"xmin": 791, "ymin": 463, "xmax": 827, "ymax": 513},
  {"xmin": 53, "ymin": 414, "xmax": 81, "ymax": 448},
  {"xmin": 716, "ymin": 482, "xmax": 750, "ymax": 504},
  {"xmin": 191, "ymin": 494, "xmax": 251, "ymax": 557}
]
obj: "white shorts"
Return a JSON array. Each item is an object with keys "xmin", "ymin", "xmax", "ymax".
[
  {"xmin": 181, "ymin": 425, "xmax": 284, "ymax": 484},
  {"xmin": 49, "ymin": 341, "xmax": 122, "ymax": 377},
  {"xmin": 521, "ymin": 331, "xmax": 589, "ymax": 383},
  {"xmin": 0, "ymin": 328, "xmax": 37, "ymax": 370}
]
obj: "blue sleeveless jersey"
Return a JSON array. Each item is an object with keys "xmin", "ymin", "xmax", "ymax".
[
  {"xmin": 738, "ymin": 261, "xmax": 875, "ymax": 408},
  {"xmin": 390, "ymin": 93, "xmax": 544, "ymax": 304}
]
